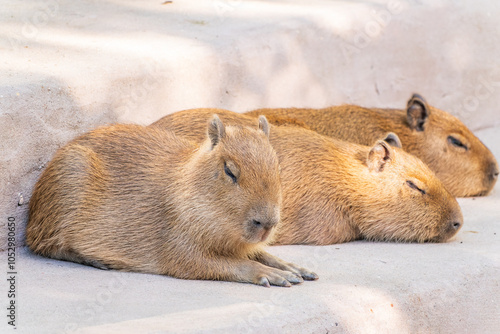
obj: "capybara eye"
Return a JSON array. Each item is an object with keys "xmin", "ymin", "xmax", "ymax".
[
  {"xmin": 224, "ymin": 162, "xmax": 237, "ymax": 183},
  {"xmin": 447, "ymin": 136, "xmax": 468, "ymax": 151},
  {"xmin": 406, "ymin": 180, "xmax": 426, "ymax": 195}
]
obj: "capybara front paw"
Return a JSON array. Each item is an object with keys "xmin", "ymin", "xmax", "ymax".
[
  {"xmin": 255, "ymin": 268, "xmax": 303, "ymax": 287},
  {"xmin": 284, "ymin": 263, "xmax": 319, "ymax": 281}
]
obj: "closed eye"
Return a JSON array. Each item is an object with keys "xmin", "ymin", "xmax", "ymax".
[
  {"xmin": 447, "ymin": 136, "xmax": 468, "ymax": 150},
  {"xmin": 224, "ymin": 162, "xmax": 237, "ymax": 183},
  {"xmin": 406, "ymin": 180, "xmax": 426, "ymax": 195}
]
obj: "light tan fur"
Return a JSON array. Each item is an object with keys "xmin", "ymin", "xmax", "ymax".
[
  {"xmin": 26, "ymin": 116, "xmax": 318, "ymax": 287},
  {"xmin": 150, "ymin": 109, "xmax": 463, "ymax": 245},
  {"xmin": 246, "ymin": 94, "xmax": 499, "ymax": 197}
]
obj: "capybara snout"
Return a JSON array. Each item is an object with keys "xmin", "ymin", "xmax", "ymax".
[
  {"xmin": 431, "ymin": 200, "xmax": 463, "ymax": 242},
  {"xmin": 486, "ymin": 161, "xmax": 499, "ymax": 189},
  {"xmin": 244, "ymin": 203, "xmax": 281, "ymax": 243}
]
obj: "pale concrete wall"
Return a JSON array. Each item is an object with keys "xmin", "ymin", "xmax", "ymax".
[{"xmin": 1, "ymin": 0, "xmax": 499, "ymax": 249}]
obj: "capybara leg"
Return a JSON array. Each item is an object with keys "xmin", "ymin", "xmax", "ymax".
[
  {"xmin": 252, "ymin": 251, "xmax": 318, "ymax": 281},
  {"xmin": 202, "ymin": 257, "xmax": 304, "ymax": 287},
  {"xmin": 84, "ymin": 259, "xmax": 110, "ymax": 270},
  {"xmin": 58, "ymin": 249, "xmax": 110, "ymax": 270}
]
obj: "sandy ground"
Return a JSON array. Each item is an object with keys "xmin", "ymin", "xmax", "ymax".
[{"xmin": 1, "ymin": 0, "xmax": 499, "ymax": 333}]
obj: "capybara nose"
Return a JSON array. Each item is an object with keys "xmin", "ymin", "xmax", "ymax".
[
  {"xmin": 490, "ymin": 162, "xmax": 499, "ymax": 181},
  {"xmin": 253, "ymin": 219, "xmax": 274, "ymax": 230},
  {"xmin": 440, "ymin": 220, "xmax": 462, "ymax": 242},
  {"xmin": 252, "ymin": 219, "xmax": 263, "ymax": 227},
  {"xmin": 442, "ymin": 204, "xmax": 463, "ymax": 241},
  {"xmin": 248, "ymin": 203, "xmax": 280, "ymax": 234},
  {"xmin": 451, "ymin": 221, "xmax": 462, "ymax": 231}
]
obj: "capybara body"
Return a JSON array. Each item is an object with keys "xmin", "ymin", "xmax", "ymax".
[
  {"xmin": 26, "ymin": 117, "xmax": 318, "ymax": 287},
  {"xmin": 151, "ymin": 109, "xmax": 463, "ymax": 245},
  {"xmin": 247, "ymin": 94, "xmax": 499, "ymax": 197}
]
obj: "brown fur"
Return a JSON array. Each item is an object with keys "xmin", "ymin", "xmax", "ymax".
[
  {"xmin": 246, "ymin": 94, "xmax": 499, "ymax": 197},
  {"xmin": 263, "ymin": 115, "xmax": 312, "ymax": 130},
  {"xmin": 26, "ymin": 117, "xmax": 318, "ymax": 287},
  {"xmin": 151, "ymin": 109, "xmax": 463, "ymax": 245}
]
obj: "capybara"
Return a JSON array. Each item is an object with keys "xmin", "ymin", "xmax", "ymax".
[
  {"xmin": 150, "ymin": 109, "xmax": 463, "ymax": 245},
  {"xmin": 246, "ymin": 94, "xmax": 499, "ymax": 197},
  {"xmin": 26, "ymin": 115, "xmax": 318, "ymax": 287}
]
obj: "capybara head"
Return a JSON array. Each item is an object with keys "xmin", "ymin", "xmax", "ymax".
[
  {"xmin": 405, "ymin": 94, "xmax": 498, "ymax": 197},
  {"xmin": 356, "ymin": 133, "xmax": 463, "ymax": 242},
  {"xmin": 199, "ymin": 115, "xmax": 282, "ymax": 246}
]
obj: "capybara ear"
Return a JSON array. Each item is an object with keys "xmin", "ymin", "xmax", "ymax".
[
  {"xmin": 367, "ymin": 140, "xmax": 393, "ymax": 172},
  {"xmin": 208, "ymin": 114, "xmax": 226, "ymax": 148},
  {"xmin": 406, "ymin": 93, "xmax": 430, "ymax": 131},
  {"xmin": 258, "ymin": 115, "xmax": 270, "ymax": 138},
  {"xmin": 382, "ymin": 132, "xmax": 402, "ymax": 148}
]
